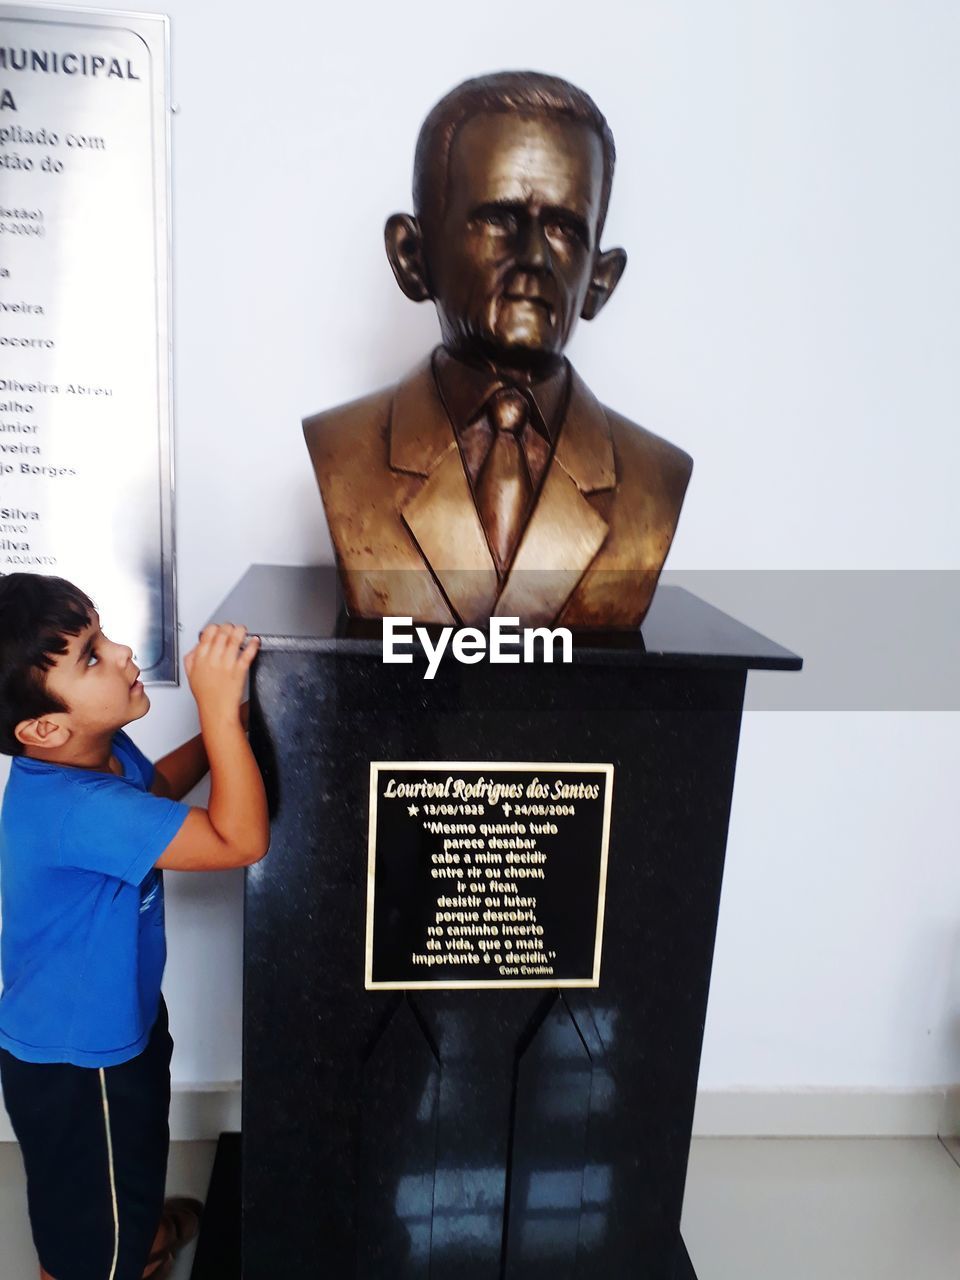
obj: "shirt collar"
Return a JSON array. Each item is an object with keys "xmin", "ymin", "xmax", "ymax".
[{"xmin": 432, "ymin": 347, "xmax": 569, "ymax": 441}]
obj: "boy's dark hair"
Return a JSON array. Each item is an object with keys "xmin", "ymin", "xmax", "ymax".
[{"xmin": 0, "ymin": 574, "xmax": 95, "ymax": 756}]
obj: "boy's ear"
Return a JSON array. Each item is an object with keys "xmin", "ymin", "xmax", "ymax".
[{"xmin": 15, "ymin": 716, "xmax": 71, "ymax": 752}]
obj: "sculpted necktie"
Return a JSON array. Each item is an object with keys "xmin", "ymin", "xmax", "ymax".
[{"xmin": 475, "ymin": 387, "xmax": 533, "ymax": 576}]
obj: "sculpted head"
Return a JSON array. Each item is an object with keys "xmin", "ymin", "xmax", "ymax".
[{"xmin": 385, "ymin": 72, "xmax": 627, "ymax": 376}]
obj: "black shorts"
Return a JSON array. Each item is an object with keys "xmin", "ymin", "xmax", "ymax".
[{"xmin": 0, "ymin": 1000, "xmax": 173, "ymax": 1280}]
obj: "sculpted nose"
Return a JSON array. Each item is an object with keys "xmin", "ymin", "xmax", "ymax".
[{"xmin": 518, "ymin": 217, "xmax": 550, "ymax": 270}]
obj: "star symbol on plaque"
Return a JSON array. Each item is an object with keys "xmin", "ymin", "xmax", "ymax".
[
  {"xmin": 407, "ymin": 804, "xmax": 419, "ymax": 816},
  {"xmin": 502, "ymin": 802, "xmax": 512, "ymax": 815}
]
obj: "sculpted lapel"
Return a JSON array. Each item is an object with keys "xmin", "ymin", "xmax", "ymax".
[{"xmin": 390, "ymin": 361, "xmax": 500, "ymax": 625}]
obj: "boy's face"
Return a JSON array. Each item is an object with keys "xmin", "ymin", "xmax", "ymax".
[{"xmin": 41, "ymin": 613, "xmax": 150, "ymax": 738}]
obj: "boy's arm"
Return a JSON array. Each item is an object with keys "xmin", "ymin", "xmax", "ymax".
[
  {"xmin": 156, "ymin": 627, "xmax": 268, "ymax": 871},
  {"xmin": 151, "ymin": 704, "xmax": 249, "ymax": 800},
  {"xmin": 150, "ymin": 732, "xmax": 206, "ymax": 800}
]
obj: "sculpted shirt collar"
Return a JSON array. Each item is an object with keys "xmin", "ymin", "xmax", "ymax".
[
  {"xmin": 432, "ymin": 347, "xmax": 569, "ymax": 440},
  {"xmin": 431, "ymin": 346, "xmax": 570, "ymax": 489}
]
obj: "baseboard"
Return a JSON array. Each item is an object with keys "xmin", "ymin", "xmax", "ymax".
[
  {"xmin": 939, "ymin": 1087, "xmax": 960, "ymax": 1145},
  {"xmin": 1, "ymin": 1084, "xmax": 957, "ymax": 1143},
  {"xmin": 167, "ymin": 1082, "xmax": 242, "ymax": 1140},
  {"xmin": 691, "ymin": 1086, "xmax": 960, "ymax": 1138}
]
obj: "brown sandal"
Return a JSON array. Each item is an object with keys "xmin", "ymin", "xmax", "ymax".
[
  {"xmin": 143, "ymin": 1249, "xmax": 174, "ymax": 1279},
  {"xmin": 161, "ymin": 1196, "xmax": 203, "ymax": 1251}
]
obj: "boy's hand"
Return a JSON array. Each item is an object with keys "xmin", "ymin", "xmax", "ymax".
[
  {"xmin": 184, "ymin": 624, "xmax": 259, "ymax": 725},
  {"xmin": 159, "ymin": 625, "xmax": 269, "ymax": 871}
]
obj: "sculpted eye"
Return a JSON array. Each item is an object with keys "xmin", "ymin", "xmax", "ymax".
[
  {"xmin": 476, "ymin": 207, "xmax": 517, "ymax": 233},
  {"xmin": 546, "ymin": 217, "xmax": 584, "ymax": 245}
]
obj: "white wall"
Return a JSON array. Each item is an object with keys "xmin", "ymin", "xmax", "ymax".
[{"xmin": 4, "ymin": 0, "xmax": 958, "ymax": 1095}]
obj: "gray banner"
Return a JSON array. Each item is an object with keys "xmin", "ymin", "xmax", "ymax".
[{"xmin": 662, "ymin": 570, "xmax": 960, "ymax": 711}]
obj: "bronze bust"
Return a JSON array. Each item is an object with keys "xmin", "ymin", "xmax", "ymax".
[{"xmin": 304, "ymin": 72, "xmax": 692, "ymax": 628}]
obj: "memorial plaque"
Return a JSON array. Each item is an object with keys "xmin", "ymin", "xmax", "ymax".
[
  {"xmin": 365, "ymin": 762, "xmax": 614, "ymax": 990},
  {"xmin": 0, "ymin": 6, "xmax": 176, "ymax": 680}
]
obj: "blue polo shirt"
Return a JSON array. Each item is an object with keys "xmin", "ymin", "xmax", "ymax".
[{"xmin": 0, "ymin": 731, "xmax": 189, "ymax": 1067}]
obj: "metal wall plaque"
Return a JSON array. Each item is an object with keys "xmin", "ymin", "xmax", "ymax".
[
  {"xmin": 0, "ymin": 5, "xmax": 176, "ymax": 680},
  {"xmin": 365, "ymin": 762, "xmax": 614, "ymax": 990}
]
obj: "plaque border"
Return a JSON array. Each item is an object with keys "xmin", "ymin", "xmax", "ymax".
[
  {"xmin": 0, "ymin": 4, "xmax": 178, "ymax": 682},
  {"xmin": 365, "ymin": 761, "xmax": 615, "ymax": 991}
]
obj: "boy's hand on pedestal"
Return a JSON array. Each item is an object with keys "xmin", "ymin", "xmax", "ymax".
[
  {"xmin": 184, "ymin": 624, "xmax": 259, "ymax": 727},
  {"xmin": 157, "ymin": 624, "xmax": 268, "ymax": 871}
]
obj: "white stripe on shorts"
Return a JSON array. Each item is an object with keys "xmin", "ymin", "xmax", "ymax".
[{"xmin": 98, "ymin": 1068, "xmax": 120, "ymax": 1280}]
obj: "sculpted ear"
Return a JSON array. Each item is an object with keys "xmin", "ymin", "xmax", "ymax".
[
  {"xmin": 15, "ymin": 716, "xmax": 70, "ymax": 752},
  {"xmin": 581, "ymin": 246, "xmax": 627, "ymax": 321},
  {"xmin": 384, "ymin": 213, "xmax": 431, "ymax": 302}
]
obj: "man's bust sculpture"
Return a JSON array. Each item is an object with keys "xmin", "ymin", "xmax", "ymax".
[{"xmin": 304, "ymin": 72, "xmax": 692, "ymax": 628}]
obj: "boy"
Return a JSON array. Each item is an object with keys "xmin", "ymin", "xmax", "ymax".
[{"xmin": 0, "ymin": 573, "xmax": 269, "ymax": 1280}]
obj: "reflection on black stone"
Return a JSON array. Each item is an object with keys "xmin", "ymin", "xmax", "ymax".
[
  {"xmin": 359, "ymin": 998, "xmax": 438, "ymax": 1277},
  {"xmin": 590, "ymin": 1005, "xmax": 619, "ymax": 1053},
  {"xmin": 503, "ymin": 997, "xmax": 593, "ymax": 1277},
  {"xmin": 358, "ymin": 985, "xmax": 627, "ymax": 1274},
  {"xmin": 577, "ymin": 1162, "xmax": 614, "ymax": 1252}
]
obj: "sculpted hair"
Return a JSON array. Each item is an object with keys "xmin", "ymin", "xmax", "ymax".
[
  {"xmin": 0, "ymin": 573, "xmax": 94, "ymax": 755},
  {"xmin": 413, "ymin": 71, "xmax": 617, "ymax": 238}
]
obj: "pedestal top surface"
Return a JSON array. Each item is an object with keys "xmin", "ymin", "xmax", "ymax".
[{"xmin": 212, "ymin": 565, "xmax": 801, "ymax": 672}]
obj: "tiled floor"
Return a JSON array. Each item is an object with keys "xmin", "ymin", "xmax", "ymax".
[
  {"xmin": 681, "ymin": 1137, "xmax": 960, "ymax": 1279},
  {"xmin": 0, "ymin": 1137, "xmax": 958, "ymax": 1277}
]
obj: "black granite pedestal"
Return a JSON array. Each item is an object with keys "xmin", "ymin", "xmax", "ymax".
[{"xmin": 196, "ymin": 565, "xmax": 799, "ymax": 1279}]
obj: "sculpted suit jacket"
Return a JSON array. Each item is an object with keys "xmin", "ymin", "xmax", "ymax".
[{"xmin": 303, "ymin": 356, "xmax": 692, "ymax": 629}]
